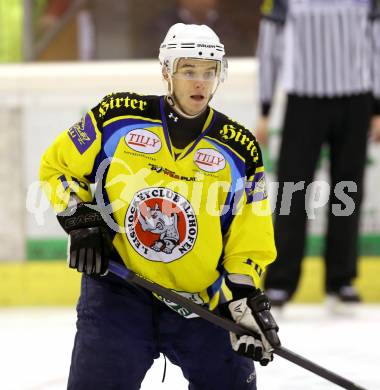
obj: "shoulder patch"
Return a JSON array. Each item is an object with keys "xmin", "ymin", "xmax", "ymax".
[{"xmin": 68, "ymin": 113, "xmax": 96, "ymax": 154}]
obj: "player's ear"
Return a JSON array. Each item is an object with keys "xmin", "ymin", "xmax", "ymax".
[{"xmin": 162, "ymin": 67, "xmax": 169, "ymax": 81}]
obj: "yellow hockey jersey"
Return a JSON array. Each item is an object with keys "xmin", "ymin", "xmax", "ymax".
[{"xmin": 40, "ymin": 92, "xmax": 276, "ymax": 312}]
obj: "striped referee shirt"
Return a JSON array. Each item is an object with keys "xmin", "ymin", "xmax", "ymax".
[{"xmin": 257, "ymin": 0, "xmax": 380, "ymax": 116}]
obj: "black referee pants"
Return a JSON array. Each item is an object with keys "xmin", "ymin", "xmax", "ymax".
[{"xmin": 264, "ymin": 94, "xmax": 372, "ymax": 296}]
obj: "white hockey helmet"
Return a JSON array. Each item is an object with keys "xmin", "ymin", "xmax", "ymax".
[{"xmin": 159, "ymin": 23, "xmax": 227, "ymax": 82}]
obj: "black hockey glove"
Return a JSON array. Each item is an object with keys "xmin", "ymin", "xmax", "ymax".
[
  {"xmin": 220, "ymin": 285, "xmax": 280, "ymax": 366},
  {"xmin": 57, "ymin": 203, "xmax": 112, "ymax": 275}
]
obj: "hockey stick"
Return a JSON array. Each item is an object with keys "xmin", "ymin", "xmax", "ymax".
[{"xmin": 108, "ymin": 260, "xmax": 367, "ymax": 390}]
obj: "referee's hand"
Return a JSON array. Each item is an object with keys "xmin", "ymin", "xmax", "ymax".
[
  {"xmin": 255, "ymin": 116, "xmax": 269, "ymax": 146},
  {"xmin": 370, "ymin": 115, "xmax": 380, "ymax": 143}
]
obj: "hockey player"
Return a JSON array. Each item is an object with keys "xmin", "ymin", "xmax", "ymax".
[{"xmin": 40, "ymin": 23, "xmax": 280, "ymax": 390}]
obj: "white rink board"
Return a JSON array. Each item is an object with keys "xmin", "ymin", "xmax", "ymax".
[{"xmin": 1, "ymin": 305, "xmax": 379, "ymax": 390}]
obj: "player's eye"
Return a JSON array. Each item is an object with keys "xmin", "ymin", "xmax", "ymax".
[
  {"xmin": 203, "ymin": 71, "xmax": 216, "ymax": 81},
  {"xmin": 184, "ymin": 70, "xmax": 195, "ymax": 79}
]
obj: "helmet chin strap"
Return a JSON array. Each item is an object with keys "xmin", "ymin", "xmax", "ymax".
[{"xmin": 165, "ymin": 74, "xmax": 217, "ymax": 119}]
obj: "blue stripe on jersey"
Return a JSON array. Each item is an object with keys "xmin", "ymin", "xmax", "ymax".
[
  {"xmin": 102, "ymin": 118, "xmax": 159, "ymax": 144},
  {"xmin": 58, "ymin": 175, "xmax": 69, "ymax": 191},
  {"xmin": 85, "ymin": 118, "xmax": 159, "ymax": 183},
  {"xmin": 206, "ymin": 269, "xmax": 227, "ymax": 305},
  {"xmin": 205, "ymin": 138, "xmax": 246, "ymax": 235},
  {"xmin": 254, "ymin": 263, "xmax": 263, "ymax": 277},
  {"xmin": 243, "ymin": 258, "xmax": 263, "ymax": 277},
  {"xmin": 103, "ymin": 122, "xmax": 158, "ymax": 158},
  {"xmin": 159, "ymin": 96, "xmax": 173, "ymax": 156}
]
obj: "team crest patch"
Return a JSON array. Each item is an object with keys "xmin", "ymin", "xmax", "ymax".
[
  {"xmin": 125, "ymin": 188, "xmax": 198, "ymax": 262},
  {"xmin": 68, "ymin": 114, "xmax": 96, "ymax": 154},
  {"xmin": 194, "ymin": 148, "xmax": 226, "ymax": 173},
  {"xmin": 246, "ymin": 171, "xmax": 268, "ymax": 203},
  {"xmin": 125, "ymin": 128, "xmax": 161, "ymax": 154}
]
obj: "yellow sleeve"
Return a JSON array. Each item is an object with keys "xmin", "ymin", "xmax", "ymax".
[
  {"xmin": 40, "ymin": 105, "xmax": 103, "ymax": 212},
  {"xmin": 222, "ymin": 165, "xmax": 277, "ymax": 288}
]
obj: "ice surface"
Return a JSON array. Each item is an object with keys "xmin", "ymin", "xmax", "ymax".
[{"xmin": 1, "ymin": 305, "xmax": 379, "ymax": 390}]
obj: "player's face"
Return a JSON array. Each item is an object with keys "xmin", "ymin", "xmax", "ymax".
[{"xmin": 171, "ymin": 58, "xmax": 219, "ymax": 116}]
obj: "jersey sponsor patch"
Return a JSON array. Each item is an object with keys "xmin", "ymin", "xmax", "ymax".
[
  {"xmin": 193, "ymin": 148, "xmax": 226, "ymax": 173},
  {"xmin": 68, "ymin": 114, "xmax": 96, "ymax": 154},
  {"xmin": 246, "ymin": 171, "xmax": 268, "ymax": 203},
  {"xmin": 219, "ymin": 124, "xmax": 259, "ymax": 163},
  {"xmin": 148, "ymin": 163, "xmax": 197, "ymax": 181},
  {"xmin": 125, "ymin": 187, "xmax": 198, "ymax": 262},
  {"xmin": 125, "ymin": 129, "xmax": 162, "ymax": 154},
  {"xmin": 98, "ymin": 94, "xmax": 148, "ymax": 118}
]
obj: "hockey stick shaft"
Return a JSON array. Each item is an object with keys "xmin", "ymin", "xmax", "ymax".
[{"xmin": 108, "ymin": 260, "xmax": 366, "ymax": 390}]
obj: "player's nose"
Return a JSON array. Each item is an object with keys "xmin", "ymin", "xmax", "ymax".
[{"xmin": 193, "ymin": 80, "xmax": 206, "ymax": 90}]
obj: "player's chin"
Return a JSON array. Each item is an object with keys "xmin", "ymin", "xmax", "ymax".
[{"xmin": 188, "ymin": 95, "xmax": 208, "ymax": 113}]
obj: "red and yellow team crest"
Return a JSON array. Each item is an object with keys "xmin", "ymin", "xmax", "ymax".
[{"xmin": 125, "ymin": 187, "xmax": 198, "ymax": 262}]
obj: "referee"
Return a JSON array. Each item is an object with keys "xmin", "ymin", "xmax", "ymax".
[{"xmin": 256, "ymin": 0, "xmax": 380, "ymax": 307}]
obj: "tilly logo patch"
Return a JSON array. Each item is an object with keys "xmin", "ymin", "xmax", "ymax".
[
  {"xmin": 125, "ymin": 129, "xmax": 161, "ymax": 154},
  {"xmin": 193, "ymin": 148, "xmax": 226, "ymax": 173},
  {"xmin": 125, "ymin": 188, "xmax": 197, "ymax": 262}
]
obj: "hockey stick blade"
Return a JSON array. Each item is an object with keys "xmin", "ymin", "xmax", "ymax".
[{"xmin": 108, "ymin": 260, "xmax": 367, "ymax": 390}]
